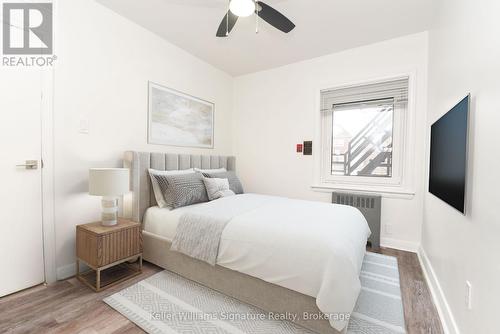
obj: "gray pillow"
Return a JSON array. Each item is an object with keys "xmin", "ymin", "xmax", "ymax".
[
  {"xmin": 152, "ymin": 173, "xmax": 208, "ymax": 209},
  {"xmin": 202, "ymin": 171, "xmax": 244, "ymax": 194},
  {"xmin": 203, "ymin": 177, "xmax": 235, "ymax": 201}
]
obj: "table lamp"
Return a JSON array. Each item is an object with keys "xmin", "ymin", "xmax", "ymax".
[{"xmin": 89, "ymin": 168, "xmax": 130, "ymax": 226}]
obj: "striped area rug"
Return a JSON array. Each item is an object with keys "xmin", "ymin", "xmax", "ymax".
[
  {"xmin": 349, "ymin": 252, "xmax": 406, "ymax": 333},
  {"xmin": 104, "ymin": 252, "xmax": 405, "ymax": 334}
]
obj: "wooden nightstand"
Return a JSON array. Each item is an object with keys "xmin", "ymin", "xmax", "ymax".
[{"xmin": 76, "ymin": 218, "xmax": 143, "ymax": 292}]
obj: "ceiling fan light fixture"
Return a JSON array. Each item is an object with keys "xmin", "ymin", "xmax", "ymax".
[{"xmin": 229, "ymin": 0, "xmax": 255, "ymax": 17}]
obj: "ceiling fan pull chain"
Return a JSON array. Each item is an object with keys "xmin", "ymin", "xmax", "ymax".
[
  {"xmin": 255, "ymin": 1, "xmax": 259, "ymax": 34},
  {"xmin": 226, "ymin": 0, "xmax": 230, "ymax": 36}
]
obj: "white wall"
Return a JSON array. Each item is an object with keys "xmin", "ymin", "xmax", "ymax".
[
  {"xmin": 422, "ymin": 0, "xmax": 500, "ymax": 333},
  {"xmin": 53, "ymin": 0, "xmax": 234, "ymax": 278},
  {"xmin": 233, "ymin": 33, "xmax": 429, "ymax": 251}
]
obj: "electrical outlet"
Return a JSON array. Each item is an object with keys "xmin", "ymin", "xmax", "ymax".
[
  {"xmin": 385, "ymin": 224, "xmax": 393, "ymax": 235},
  {"xmin": 465, "ymin": 281, "xmax": 472, "ymax": 310}
]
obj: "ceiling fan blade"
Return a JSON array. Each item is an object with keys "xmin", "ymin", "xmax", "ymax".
[
  {"xmin": 216, "ymin": 10, "xmax": 239, "ymax": 37},
  {"xmin": 256, "ymin": 1, "xmax": 295, "ymax": 33}
]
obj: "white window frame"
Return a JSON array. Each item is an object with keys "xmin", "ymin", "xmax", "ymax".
[{"xmin": 312, "ymin": 73, "xmax": 417, "ymax": 197}]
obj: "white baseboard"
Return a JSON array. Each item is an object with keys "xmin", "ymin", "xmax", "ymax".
[
  {"xmin": 57, "ymin": 262, "xmax": 90, "ymax": 280},
  {"xmin": 380, "ymin": 237, "xmax": 420, "ymax": 252},
  {"xmin": 417, "ymin": 246, "xmax": 460, "ymax": 334},
  {"xmin": 57, "ymin": 263, "xmax": 76, "ymax": 280}
]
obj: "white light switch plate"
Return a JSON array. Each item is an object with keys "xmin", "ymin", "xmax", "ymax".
[{"xmin": 79, "ymin": 118, "xmax": 89, "ymax": 134}]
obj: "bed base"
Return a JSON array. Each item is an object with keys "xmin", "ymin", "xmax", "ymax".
[{"xmin": 143, "ymin": 231, "xmax": 342, "ymax": 334}]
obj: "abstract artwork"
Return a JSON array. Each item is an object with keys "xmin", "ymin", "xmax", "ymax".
[{"xmin": 148, "ymin": 82, "xmax": 214, "ymax": 148}]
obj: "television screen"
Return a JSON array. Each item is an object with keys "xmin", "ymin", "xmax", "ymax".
[{"xmin": 429, "ymin": 95, "xmax": 469, "ymax": 213}]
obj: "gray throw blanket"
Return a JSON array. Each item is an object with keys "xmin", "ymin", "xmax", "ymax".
[{"xmin": 170, "ymin": 212, "xmax": 231, "ymax": 265}]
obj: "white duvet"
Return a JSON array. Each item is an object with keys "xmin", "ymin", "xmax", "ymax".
[{"xmin": 143, "ymin": 193, "xmax": 370, "ymax": 331}]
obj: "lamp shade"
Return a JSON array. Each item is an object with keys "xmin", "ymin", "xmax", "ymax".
[{"xmin": 89, "ymin": 168, "xmax": 129, "ymax": 196}]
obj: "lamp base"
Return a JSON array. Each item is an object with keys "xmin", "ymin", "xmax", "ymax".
[
  {"xmin": 101, "ymin": 196, "xmax": 119, "ymax": 227},
  {"xmin": 101, "ymin": 219, "xmax": 118, "ymax": 227}
]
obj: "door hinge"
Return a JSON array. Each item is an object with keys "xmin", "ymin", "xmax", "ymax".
[{"xmin": 41, "ymin": 159, "xmax": 44, "ymax": 168}]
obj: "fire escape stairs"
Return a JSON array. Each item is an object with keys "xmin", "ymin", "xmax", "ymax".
[{"xmin": 332, "ymin": 107, "xmax": 393, "ymax": 177}]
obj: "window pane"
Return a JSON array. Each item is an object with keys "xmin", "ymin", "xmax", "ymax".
[{"xmin": 331, "ymin": 100, "xmax": 393, "ymax": 177}]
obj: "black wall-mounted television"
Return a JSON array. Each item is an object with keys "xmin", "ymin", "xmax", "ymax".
[{"xmin": 429, "ymin": 95, "xmax": 469, "ymax": 214}]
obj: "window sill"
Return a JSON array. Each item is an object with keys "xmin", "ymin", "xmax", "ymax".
[{"xmin": 310, "ymin": 183, "xmax": 415, "ymax": 199}]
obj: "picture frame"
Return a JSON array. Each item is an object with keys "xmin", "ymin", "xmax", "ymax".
[{"xmin": 148, "ymin": 81, "xmax": 215, "ymax": 148}]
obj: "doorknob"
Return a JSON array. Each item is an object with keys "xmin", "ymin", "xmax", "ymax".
[{"xmin": 16, "ymin": 160, "xmax": 38, "ymax": 170}]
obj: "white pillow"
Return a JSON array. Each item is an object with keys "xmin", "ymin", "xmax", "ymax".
[
  {"xmin": 202, "ymin": 177, "xmax": 235, "ymax": 201},
  {"xmin": 148, "ymin": 168, "xmax": 195, "ymax": 208},
  {"xmin": 194, "ymin": 167, "xmax": 227, "ymax": 173}
]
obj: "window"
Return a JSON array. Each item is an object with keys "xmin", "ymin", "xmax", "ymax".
[{"xmin": 319, "ymin": 77, "xmax": 409, "ymax": 189}]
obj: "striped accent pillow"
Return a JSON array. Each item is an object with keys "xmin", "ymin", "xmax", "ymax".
[
  {"xmin": 202, "ymin": 171, "xmax": 244, "ymax": 194},
  {"xmin": 152, "ymin": 173, "xmax": 209, "ymax": 209}
]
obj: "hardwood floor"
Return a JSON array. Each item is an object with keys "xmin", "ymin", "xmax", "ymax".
[
  {"xmin": 0, "ymin": 248, "xmax": 443, "ymax": 334},
  {"xmin": 372, "ymin": 248, "xmax": 444, "ymax": 334}
]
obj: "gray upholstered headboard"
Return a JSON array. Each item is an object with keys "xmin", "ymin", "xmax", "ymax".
[{"xmin": 123, "ymin": 151, "xmax": 236, "ymax": 223}]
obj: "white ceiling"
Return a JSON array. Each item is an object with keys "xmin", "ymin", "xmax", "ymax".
[{"xmin": 97, "ymin": 0, "xmax": 432, "ymax": 76}]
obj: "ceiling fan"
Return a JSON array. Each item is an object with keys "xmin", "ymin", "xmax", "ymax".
[{"xmin": 216, "ymin": 0, "xmax": 295, "ymax": 37}]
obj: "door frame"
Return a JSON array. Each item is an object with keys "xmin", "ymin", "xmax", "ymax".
[
  {"xmin": 41, "ymin": 0, "xmax": 57, "ymax": 284},
  {"xmin": 41, "ymin": 67, "xmax": 57, "ymax": 284}
]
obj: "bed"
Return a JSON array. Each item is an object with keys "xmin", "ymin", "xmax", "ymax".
[{"xmin": 123, "ymin": 151, "xmax": 370, "ymax": 334}]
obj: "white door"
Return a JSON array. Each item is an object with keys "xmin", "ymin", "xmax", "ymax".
[{"xmin": 0, "ymin": 67, "xmax": 45, "ymax": 297}]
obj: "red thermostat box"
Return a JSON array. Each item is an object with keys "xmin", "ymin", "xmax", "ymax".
[{"xmin": 296, "ymin": 144, "xmax": 303, "ymax": 153}]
